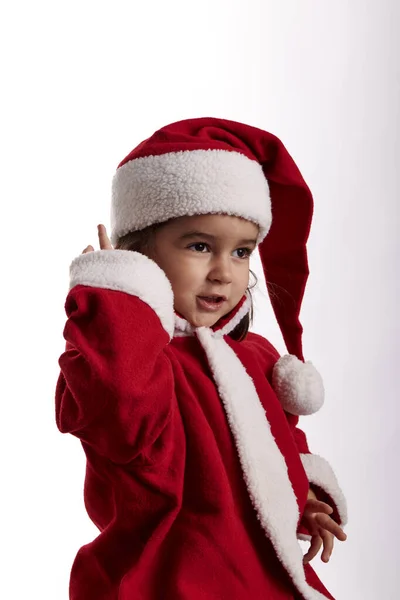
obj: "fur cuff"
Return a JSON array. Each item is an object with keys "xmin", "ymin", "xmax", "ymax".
[
  {"xmin": 297, "ymin": 532, "xmax": 312, "ymax": 542},
  {"xmin": 69, "ymin": 250, "xmax": 174, "ymax": 338},
  {"xmin": 300, "ymin": 453, "xmax": 348, "ymax": 527},
  {"xmin": 272, "ymin": 355, "xmax": 324, "ymax": 415}
]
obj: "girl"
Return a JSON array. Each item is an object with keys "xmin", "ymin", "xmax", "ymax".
[{"xmin": 56, "ymin": 118, "xmax": 348, "ymax": 600}]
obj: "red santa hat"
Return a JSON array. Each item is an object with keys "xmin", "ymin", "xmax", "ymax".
[{"xmin": 111, "ymin": 117, "xmax": 324, "ymax": 415}]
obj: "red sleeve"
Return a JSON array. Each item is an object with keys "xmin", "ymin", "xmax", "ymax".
[
  {"xmin": 284, "ymin": 405, "xmax": 347, "ymax": 528},
  {"xmin": 55, "ymin": 250, "xmax": 175, "ymax": 464},
  {"xmin": 248, "ymin": 332, "xmax": 347, "ymax": 527},
  {"xmin": 284, "ymin": 412, "xmax": 310, "ymax": 454}
]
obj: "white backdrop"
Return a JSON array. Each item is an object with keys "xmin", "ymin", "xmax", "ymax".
[{"xmin": 1, "ymin": 1, "xmax": 399, "ymax": 598}]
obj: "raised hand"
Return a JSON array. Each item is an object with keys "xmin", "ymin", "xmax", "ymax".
[
  {"xmin": 301, "ymin": 496, "xmax": 347, "ymax": 564},
  {"xmin": 82, "ymin": 224, "xmax": 113, "ymax": 254}
]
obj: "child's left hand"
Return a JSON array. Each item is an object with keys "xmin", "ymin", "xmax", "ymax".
[{"xmin": 301, "ymin": 489, "xmax": 347, "ymax": 564}]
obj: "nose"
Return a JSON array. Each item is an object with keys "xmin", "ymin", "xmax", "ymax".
[{"xmin": 207, "ymin": 255, "xmax": 232, "ymax": 284}]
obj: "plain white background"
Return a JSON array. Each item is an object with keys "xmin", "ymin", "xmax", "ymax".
[{"xmin": 1, "ymin": 1, "xmax": 399, "ymax": 598}]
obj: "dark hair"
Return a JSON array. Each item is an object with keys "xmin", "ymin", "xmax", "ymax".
[{"xmin": 116, "ymin": 224, "xmax": 257, "ymax": 341}]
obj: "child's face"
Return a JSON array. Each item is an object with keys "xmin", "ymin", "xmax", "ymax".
[{"xmin": 150, "ymin": 214, "xmax": 259, "ymax": 328}]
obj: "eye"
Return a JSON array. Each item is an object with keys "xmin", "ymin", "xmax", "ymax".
[
  {"xmin": 233, "ymin": 247, "xmax": 252, "ymax": 259},
  {"xmin": 188, "ymin": 242, "xmax": 209, "ymax": 253}
]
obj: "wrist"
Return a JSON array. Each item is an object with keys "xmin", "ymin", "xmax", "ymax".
[{"xmin": 307, "ymin": 487, "xmax": 318, "ymax": 501}]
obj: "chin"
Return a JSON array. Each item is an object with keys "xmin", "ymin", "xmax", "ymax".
[
  {"xmin": 196, "ymin": 315, "xmax": 220, "ymax": 328},
  {"xmin": 185, "ymin": 311, "xmax": 220, "ymax": 329},
  {"xmin": 175, "ymin": 298, "xmax": 230, "ymax": 328}
]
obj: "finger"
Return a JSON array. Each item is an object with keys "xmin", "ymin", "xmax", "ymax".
[
  {"xmin": 300, "ymin": 514, "xmax": 320, "ymax": 537},
  {"xmin": 82, "ymin": 245, "xmax": 94, "ymax": 254},
  {"xmin": 98, "ymin": 224, "xmax": 113, "ymax": 250},
  {"xmin": 303, "ymin": 535, "xmax": 323, "ymax": 564},
  {"xmin": 304, "ymin": 499, "xmax": 333, "ymax": 515},
  {"xmin": 320, "ymin": 530, "xmax": 334, "ymax": 563},
  {"xmin": 315, "ymin": 514, "xmax": 347, "ymax": 541}
]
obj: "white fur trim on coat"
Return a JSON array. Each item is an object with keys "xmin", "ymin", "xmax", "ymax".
[
  {"xmin": 69, "ymin": 250, "xmax": 175, "ymax": 338},
  {"xmin": 214, "ymin": 295, "xmax": 252, "ymax": 338},
  {"xmin": 110, "ymin": 149, "xmax": 272, "ymax": 245},
  {"xmin": 297, "ymin": 532, "xmax": 312, "ymax": 542},
  {"xmin": 301, "ymin": 453, "xmax": 348, "ymax": 527},
  {"xmin": 196, "ymin": 328, "xmax": 330, "ymax": 600},
  {"xmin": 272, "ymin": 355, "xmax": 325, "ymax": 416}
]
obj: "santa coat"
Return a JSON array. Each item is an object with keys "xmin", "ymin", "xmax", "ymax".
[{"xmin": 56, "ymin": 249, "xmax": 347, "ymax": 600}]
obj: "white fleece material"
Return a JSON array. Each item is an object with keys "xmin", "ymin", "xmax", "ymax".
[
  {"xmin": 301, "ymin": 453, "xmax": 348, "ymax": 527},
  {"xmin": 110, "ymin": 149, "xmax": 272, "ymax": 245},
  {"xmin": 196, "ymin": 328, "xmax": 330, "ymax": 600},
  {"xmin": 272, "ymin": 355, "xmax": 325, "ymax": 416},
  {"xmin": 69, "ymin": 250, "xmax": 175, "ymax": 339},
  {"xmin": 214, "ymin": 295, "xmax": 252, "ymax": 338}
]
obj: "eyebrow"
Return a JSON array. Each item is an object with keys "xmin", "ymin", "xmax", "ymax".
[{"xmin": 178, "ymin": 231, "xmax": 258, "ymax": 246}]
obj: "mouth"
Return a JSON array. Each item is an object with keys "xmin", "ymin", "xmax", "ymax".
[{"xmin": 196, "ymin": 295, "xmax": 227, "ymax": 312}]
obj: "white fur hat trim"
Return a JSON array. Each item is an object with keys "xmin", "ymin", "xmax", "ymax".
[{"xmin": 111, "ymin": 149, "xmax": 271, "ymax": 246}]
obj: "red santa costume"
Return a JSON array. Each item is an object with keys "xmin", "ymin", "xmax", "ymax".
[{"xmin": 56, "ymin": 118, "xmax": 348, "ymax": 600}]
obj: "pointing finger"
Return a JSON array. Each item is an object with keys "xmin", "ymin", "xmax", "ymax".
[{"xmin": 98, "ymin": 224, "xmax": 113, "ymax": 250}]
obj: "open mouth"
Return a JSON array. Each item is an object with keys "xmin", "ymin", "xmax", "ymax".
[
  {"xmin": 197, "ymin": 296, "xmax": 227, "ymax": 311},
  {"xmin": 198, "ymin": 296, "xmax": 225, "ymax": 303}
]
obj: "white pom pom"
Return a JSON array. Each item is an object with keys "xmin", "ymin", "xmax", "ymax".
[{"xmin": 272, "ymin": 355, "xmax": 324, "ymax": 416}]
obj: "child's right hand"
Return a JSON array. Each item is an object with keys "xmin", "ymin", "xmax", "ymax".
[{"xmin": 82, "ymin": 224, "xmax": 113, "ymax": 254}]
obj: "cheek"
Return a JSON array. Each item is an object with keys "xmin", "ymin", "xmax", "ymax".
[
  {"xmin": 162, "ymin": 259, "xmax": 201, "ymax": 297},
  {"xmin": 234, "ymin": 267, "xmax": 250, "ymax": 293}
]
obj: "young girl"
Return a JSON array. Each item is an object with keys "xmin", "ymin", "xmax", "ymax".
[{"xmin": 56, "ymin": 117, "xmax": 348, "ymax": 600}]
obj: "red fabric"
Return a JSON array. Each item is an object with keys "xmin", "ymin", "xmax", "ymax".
[
  {"xmin": 117, "ymin": 117, "xmax": 313, "ymax": 361},
  {"xmin": 56, "ymin": 285, "xmax": 334, "ymax": 600},
  {"xmin": 283, "ymin": 412, "xmax": 341, "ymax": 527}
]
